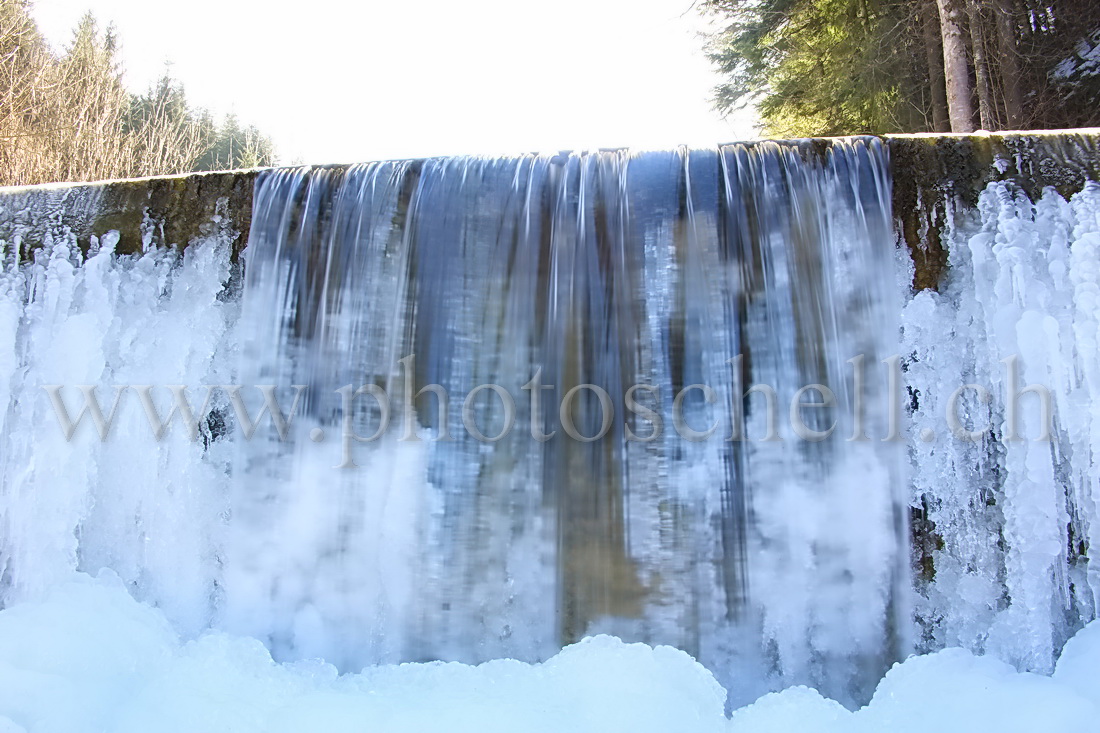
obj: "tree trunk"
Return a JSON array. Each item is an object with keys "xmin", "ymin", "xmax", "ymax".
[
  {"xmin": 924, "ymin": 0, "xmax": 951, "ymax": 132},
  {"xmin": 936, "ymin": 0, "xmax": 976, "ymax": 132},
  {"xmin": 967, "ymin": 0, "xmax": 996, "ymax": 129},
  {"xmin": 994, "ymin": 0, "xmax": 1022, "ymax": 128}
]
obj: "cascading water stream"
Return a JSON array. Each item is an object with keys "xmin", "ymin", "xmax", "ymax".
[
  {"xmin": 223, "ymin": 139, "xmax": 907, "ymax": 704},
  {"xmin": 19, "ymin": 136, "xmax": 1100, "ymax": 713}
]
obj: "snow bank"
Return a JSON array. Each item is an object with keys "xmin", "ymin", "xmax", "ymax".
[{"xmin": 0, "ymin": 573, "xmax": 1097, "ymax": 733}]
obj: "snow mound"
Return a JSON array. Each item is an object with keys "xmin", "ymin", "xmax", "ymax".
[{"xmin": 0, "ymin": 573, "xmax": 1098, "ymax": 733}]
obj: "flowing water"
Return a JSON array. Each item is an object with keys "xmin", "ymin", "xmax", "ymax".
[{"xmin": 1, "ymin": 137, "xmax": 1094, "ymax": 708}]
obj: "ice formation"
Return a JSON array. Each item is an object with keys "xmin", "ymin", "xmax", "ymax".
[{"xmin": 903, "ymin": 180, "xmax": 1100, "ymax": 671}]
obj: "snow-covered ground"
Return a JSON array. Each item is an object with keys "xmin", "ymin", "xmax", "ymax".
[{"xmin": 0, "ymin": 571, "xmax": 1095, "ymax": 733}]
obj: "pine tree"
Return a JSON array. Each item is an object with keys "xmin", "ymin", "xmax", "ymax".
[
  {"xmin": 0, "ymin": 3, "xmax": 278, "ymax": 185},
  {"xmin": 702, "ymin": 0, "xmax": 1100, "ymax": 135}
]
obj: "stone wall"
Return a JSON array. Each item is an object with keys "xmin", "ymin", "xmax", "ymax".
[{"xmin": 1, "ymin": 130, "xmax": 1097, "ymax": 288}]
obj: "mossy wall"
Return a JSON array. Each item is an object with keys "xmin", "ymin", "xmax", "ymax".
[
  {"xmin": 0, "ymin": 130, "xmax": 1097, "ymax": 281},
  {"xmin": 888, "ymin": 130, "xmax": 1100, "ymax": 291},
  {"xmin": 0, "ymin": 169, "xmax": 258, "ymax": 259}
]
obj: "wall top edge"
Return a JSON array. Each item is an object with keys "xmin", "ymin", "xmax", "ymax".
[{"xmin": 1, "ymin": 129, "xmax": 1097, "ymax": 193}]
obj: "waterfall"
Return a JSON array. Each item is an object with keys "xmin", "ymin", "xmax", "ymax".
[
  {"xmin": 223, "ymin": 139, "xmax": 906, "ymax": 704},
  {"xmin": 1, "ymin": 135, "xmax": 1094, "ymax": 710}
]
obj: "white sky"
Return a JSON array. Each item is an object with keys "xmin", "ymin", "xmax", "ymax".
[{"xmin": 31, "ymin": 0, "xmax": 758, "ymax": 164}]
